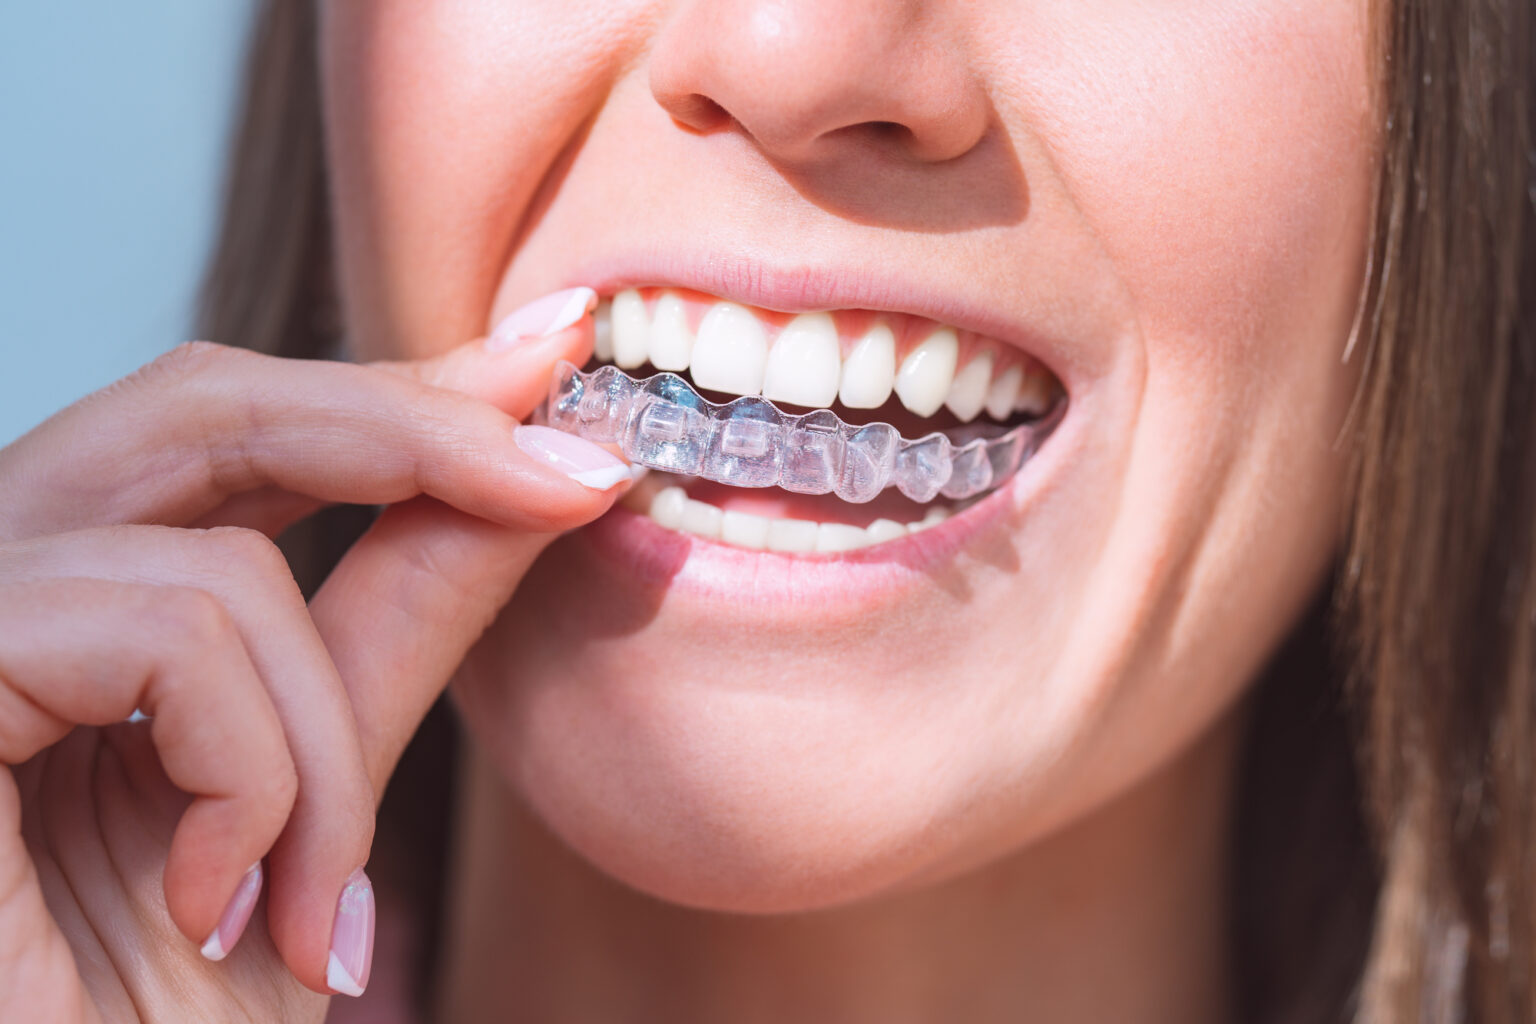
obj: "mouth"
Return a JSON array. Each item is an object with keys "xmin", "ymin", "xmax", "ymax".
[{"xmin": 543, "ymin": 286, "xmax": 1068, "ymax": 555}]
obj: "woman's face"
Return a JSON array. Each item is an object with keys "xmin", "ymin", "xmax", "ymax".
[{"xmin": 322, "ymin": 1, "xmax": 1375, "ymax": 909}]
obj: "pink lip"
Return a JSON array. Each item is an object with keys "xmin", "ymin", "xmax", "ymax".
[
  {"xmin": 569, "ymin": 374, "xmax": 1086, "ymax": 620},
  {"xmin": 557, "ymin": 249, "xmax": 1089, "ymax": 399}
]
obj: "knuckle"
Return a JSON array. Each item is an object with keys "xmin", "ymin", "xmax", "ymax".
[
  {"xmin": 152, "ymin": 586, "xmax": 237, "ymax": 653},
  {"xmin": 259, "ymin": 756, "xmax": 300, "ymax": 820},
  {"xmin": 146, "ymin": 340, "xmax": 238, "ymax": 380},
  {"xmin": 199, "ymin": 526, "xmax": 293, "ymax": 583}
]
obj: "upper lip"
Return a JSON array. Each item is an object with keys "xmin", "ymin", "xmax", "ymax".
[{"xmin": 556, "ymin": 248, "xmax": 1081, "ymax": 395}]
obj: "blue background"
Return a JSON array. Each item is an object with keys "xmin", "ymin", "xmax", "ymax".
[{"xmin": 1, "ymin": 3, "xmax": 256, "ymax": 445}]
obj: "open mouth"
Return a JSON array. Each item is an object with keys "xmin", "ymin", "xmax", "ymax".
[{"xmin": 542, "ymin": 287, "xmax": 1067, "ymax": 554}]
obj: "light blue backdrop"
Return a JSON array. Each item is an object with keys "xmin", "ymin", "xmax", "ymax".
[{"xmin": 0, "ymin": 3, "xmax": 256, "ymax": 446}]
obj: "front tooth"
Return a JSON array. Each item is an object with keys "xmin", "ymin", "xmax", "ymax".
[
  {"xmin": 1015, "ymin": 370, "xmax": 1055, "ymax": 416},
  {"xmin": 893, "ymin": 328, "xmax": 958, "ymax": 417},
  {"xmin": 690, "ymin": 302, "xmax": 768, "ymax": 396},
  {"xmin": 815, "ymin": 523, "xmax": 869, "ymax": 552},
  {"xmin": 765, "ymin": 518, "xmax": 819, "ymax": 552},
  {"xmin": 649, "ymin": 486, "xmax": 688, "ymax": 529},
  {"xmin": 679, "ymin": 498, "xmax": 723, "ymax": 539},
  {"xmin": 721, "ymin": 509, "xmax": 771, "ymax": 549},
  {"xmin": 910, "ymin": 505, "xmax": 951, "ymax": 532},
  {"xmin": 611, "ymin": 288, "xmax": 650, "ymax": 369},
  {"xmin": 593, "ymin": 300, "xmax": 614, "ymax": 362},
  {"xmin": 647, "ymin": 292, "xmax": 693, "ymax": 371},
  {"xmin": 762, "ymin": 312, "xmax": 841, "ymax": 407},
  {"xmin": 944, "ymin": 351, "xmax": 993, "ymax": 423},
  {"xmin": 984, "ymin": 365, "xmax": 1022, "ymax": 420},
  {"xmin": 865, "ymin": 518, "xmax": 909, "ymax": 544},
  {"xmin": 838, "ymin": 324, "xmax": 896, "ymax": 409}
]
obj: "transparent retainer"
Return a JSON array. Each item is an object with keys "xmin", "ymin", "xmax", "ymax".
[{"xmin": 539, "ymin": 361, "xmax": 1063, "ymax": 503}]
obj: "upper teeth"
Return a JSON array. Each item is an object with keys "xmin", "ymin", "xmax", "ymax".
[{"xmin": 593, "ymin": 288, "xmax": 1056, "ymax": 423}]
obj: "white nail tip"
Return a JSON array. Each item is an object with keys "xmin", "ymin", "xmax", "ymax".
[
  {"xmin": 548, "ymin": 287, "xmax": 597, "ymax": 336},
  {"xmin": 200, "ymin": 932, "xmax": 228, "ymax": 962},
  {"xmin": 762, "ymin": 312, "xmax": 841, "ymax": 407},
  {"xmin": 894, "ymin": 329, "xmax": 958, "ymax": 417},
  {"xmin": 327, "ymin": 952, "xmax": 366, "ymax": 997},
  {"xmin": 570, "ymin": 465, "xmax": 632, "ymax": 490}
]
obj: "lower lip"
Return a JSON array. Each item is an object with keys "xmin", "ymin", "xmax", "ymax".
[{"xmin": 570, "ymin": 401, "xmax": 1077, "ymax": 616}]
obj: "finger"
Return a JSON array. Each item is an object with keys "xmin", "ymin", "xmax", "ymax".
[
  {"xmin": 371, "ymin": 285, "xmax": 597, "ymax": 415},
  {"xmin": 0, "ymin": 325, "xmax": 605, "ymax": 543},
  {"xmin": 4, "ymin": 526, "xmax": 375, "ymax": 995},
  {"xmin": 0, "ymin": 766, "xmax": 101, "ymax": 1024},
  {"xmin": 308, "ymin": 497, "xmax": 578, "ymax": 795},
  {"xmin": 0, "ymin": 576, "xmax": 296, "ymax": 956}
]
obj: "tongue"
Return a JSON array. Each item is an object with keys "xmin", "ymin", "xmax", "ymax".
[{"xmin": 684, "ymin": 479, "xmax": 934, "ymax": 528}]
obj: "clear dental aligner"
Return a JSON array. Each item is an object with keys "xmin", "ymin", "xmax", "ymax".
[{"xmin": 540, "ymin": 361, "xmax": 1063, "ymax": 503}]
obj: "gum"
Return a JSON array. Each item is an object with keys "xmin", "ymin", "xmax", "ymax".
[{"xmin": 540, "ymin": 361, "xmax": 1060, "ymax": 503}]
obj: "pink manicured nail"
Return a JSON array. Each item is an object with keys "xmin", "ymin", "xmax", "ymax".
[
  {"xmin": 487, "ymin": 287, "xmax": 598, "ymax": 350},
  {"xmin": 200, "ymin": 862, "xmax": 263, "ymax": 961},
  {"xmin": 326, "ymin": 868, "xmax": 375, "ymax": 997},
  {"xmin": 514, "ymin": 424, "xmax": 631, "ymax": 490}
]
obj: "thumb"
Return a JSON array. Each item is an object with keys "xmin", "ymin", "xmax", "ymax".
[
  {"xmin": 308, "ymin": 496, "xmax": 590, "ymax": 797},
  {"xmin": 318, "ymin": 285, "xmax": 620, "ymax": 793}
]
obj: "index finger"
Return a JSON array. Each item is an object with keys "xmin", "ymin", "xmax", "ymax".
[{"xmin": 0, "ymin": 324, "xmax": 607, "ymax": 543}]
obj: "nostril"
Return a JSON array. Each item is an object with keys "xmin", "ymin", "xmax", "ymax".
[{"xmin": 667, "ymin": 93, "xmax": 733, "ymax": 135}]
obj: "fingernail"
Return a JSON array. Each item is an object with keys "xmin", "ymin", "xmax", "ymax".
[
  {"xmin": 514, "ymin": 424, "xmax": 631, "ymax": 490},
  {"xmin": 326, "ymin": 868, "xmax": 375, "ymax": 997},
  {"xmin": 487, "ymin": 287, "xmax": 598, "ymax": 351},
  {"xmin": 200, "ymin": 861, "xmax": 263, "ymax": 961}
]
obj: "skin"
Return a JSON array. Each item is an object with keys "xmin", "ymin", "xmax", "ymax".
[
  {"xmin": 322, "ymin": 0, "xmax": 1375, "ymax": 1020},
  {"xmin": 0, "ymin": 0, "xmax": 1376, "ymax": 1022}
]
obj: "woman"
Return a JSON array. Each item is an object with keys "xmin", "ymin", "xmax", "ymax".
[{"xmin": 1, "ymin": 0, "xmax": 1530, "ymax": 1020}]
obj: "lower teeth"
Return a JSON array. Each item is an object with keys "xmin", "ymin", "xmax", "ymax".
[{"xmin": 621, "ymin": 471, "xmax": 971, "ymax": 553}]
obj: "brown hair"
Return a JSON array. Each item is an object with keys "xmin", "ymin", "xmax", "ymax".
[{"xmin": 197, "ymin": 1, "xmax": 1536, "ymax": 1020}]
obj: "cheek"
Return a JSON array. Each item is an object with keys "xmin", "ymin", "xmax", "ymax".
[
  {"xmin": 320, "ymin": 0, "xmax": 651, "ymax": 358},
  {"xmin": 1005, "ymin": 0, "xmax": 1375, "ymax": 389}
]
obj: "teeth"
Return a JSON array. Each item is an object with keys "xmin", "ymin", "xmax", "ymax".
[
  {"xmin": 765, "ymin": 517, "xmax": 819, "ymax": 552},
  {"xmin": 592, "ymin": 292, "xmax": 1061, "ymax": 427},
  {"xmin": 593, "ymin": 300, "xmax": 614, "ymax": 363},
  {"xmin": 679, "ymin": 499, "xmax": 724, "ymax": 539},
  {"xmin": 893, "ymin": 328, "xmax": 958, "ymax": 417},
  {"xmin": 611, "ymin": 288, "xmax": 650, "ymax": 369},
  {"xmin": 721, "ymin": 509, "xmax": 772, "ymax": 549},
  {"xmin": 943, "ymin": 351, "xmax": 993, "ymax": 423},
  {"xmin": 649, "ymin": 485, "xmax": 688, "ymax": 529},
  {"xmin": 866, "ymin": 518, "xmax": 909, "ymax": 543},
  {"xmin": 1015, "ymin": 369, "xmax": 1055, "ymax": 416},
  {"xmin": 647, "ymin": 292, "xmax": 694, "ymax": 371},
  {"xmin": 983, "ymin": 365, "xmax": 1021, "ymax": 421},
  {"xmin": 815, "ymin": 523, "xmax": 868, "ymax": 552},
  {"xmin": 624, "ymin": 478, "xmax": 971, "ymax": 553},
  {"xmin": 837, "ymin": 324, "xmax": 897, "ymax": 409},
  {"xmin": 761, "ymin": 312, "xmax": 841, "ymax": 408},
  {"xmin": 690, "ymin": 302, "xmax": 769, "ymax": 397}
]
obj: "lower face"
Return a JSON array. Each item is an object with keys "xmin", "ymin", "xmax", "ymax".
[{"xmin": 322, "ymin": 1, "xmax": 1377, "ymax": 910}]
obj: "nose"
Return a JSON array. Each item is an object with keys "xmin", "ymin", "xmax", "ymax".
[{"xmin": 649, "ymin": 0, "xmax": 990, "ymax": 165}]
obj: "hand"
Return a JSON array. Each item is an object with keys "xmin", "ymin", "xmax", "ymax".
[{"xmin": 0, "ymin": 294, "xmax": 626, "ymax": 1022}]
